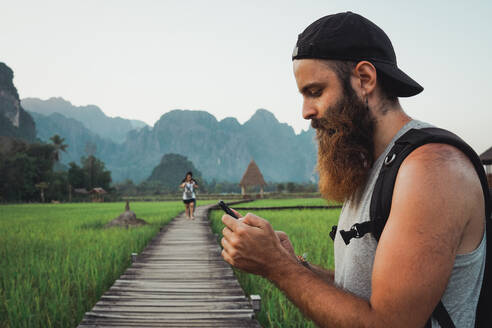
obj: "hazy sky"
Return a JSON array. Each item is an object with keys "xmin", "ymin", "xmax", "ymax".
[{"xmin": 1, "ymin": 0, "xmax": 491, "ymax": 153}]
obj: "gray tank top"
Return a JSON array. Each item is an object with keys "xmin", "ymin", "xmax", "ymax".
[{"xmin": 333, "ymin": 119, "xmax": 486, "ymax": 328}]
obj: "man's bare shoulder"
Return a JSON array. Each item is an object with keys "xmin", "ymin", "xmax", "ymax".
[
  {"xmin": 403, "ymin": 143, "xmax": 474, "ymax": 170},
  {"xmin": 394, "ymin": 142, "xmax": 484, "ymax": 252},
  {"xmin": 398, "ymin": 142, "xmax": 482, "ymax": 201}
]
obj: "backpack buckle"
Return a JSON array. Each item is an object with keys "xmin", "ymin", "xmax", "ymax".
[
  {"xmin": 339, "ymin": 222, "xmax": 374, "ymax": 245},
  {"xmin": 352, "ymin": 223, "xmax": 362, "ymax": 237},
  {"xmin": 339, "ymin": 223, "xmax": 362, "ymax": 245},
  {"xmin": 329, "ymin": 225, "xmax": 338, "ymax": 241}
]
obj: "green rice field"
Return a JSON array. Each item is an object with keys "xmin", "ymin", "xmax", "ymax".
[
  {"xmin": 210, "ymin": 199, "xmax": 340, "ymax": 327},
  {"xmin": 0, "ymin": 200, "xmax": 216, "ymax": 328},
  {"xmin": 0, "ymin": 198, "xmax": 338, "ymax": 327}
]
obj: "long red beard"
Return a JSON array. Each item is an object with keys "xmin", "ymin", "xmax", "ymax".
[{"xmin": 313, "ymin": 88, "xmax": 375, "ymax": 203}]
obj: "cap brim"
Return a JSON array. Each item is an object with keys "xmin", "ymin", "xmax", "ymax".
[{"xmin": 373, "ymin": 62, "xmax": 423, "ymax": 97}]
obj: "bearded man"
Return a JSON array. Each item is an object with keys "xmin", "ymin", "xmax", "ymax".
[{"xmin": 220, "ymin": 12, "xmax": 488, "ymax": 328}]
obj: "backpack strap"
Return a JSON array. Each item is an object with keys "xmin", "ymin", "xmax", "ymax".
[
  {"xmin": 370, "ymin": 127, "xmax": 491, "ymax": 240},
  {"xmin": 424, "ymin": 301, "xmax": 456, "ymax": 328},
  {"xmin": 338, "ymin": 127, "xmax": 491, "ymax": 242},
  {"xmin": 336, "ymin": 127, "xmax": 491, "ymax": 327}
]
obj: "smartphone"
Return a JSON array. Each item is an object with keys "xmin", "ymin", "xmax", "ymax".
[{"xmin": 218, "ymin": 200, "xmax": 239, "ymax": 219}]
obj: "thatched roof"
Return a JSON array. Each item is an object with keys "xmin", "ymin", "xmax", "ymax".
[
  {"xmin": 239, "ymin": 160, "xmax": 266, "ymax": 187},
  {"xmin": 90, "ymin": 187, "xmax": 107, "ymax": 194},
  {"xmin": 74, "ymin": 188, "xmax": 89, "ymax": 194},
  {"xmin": 480, "ymin": 146, "xmax": 492, "ymax": 165}
]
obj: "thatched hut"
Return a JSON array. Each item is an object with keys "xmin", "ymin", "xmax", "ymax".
[
  {"xmin": 480, "ymin": 146, "xmax": 492, "ymax": 188},
  {"xmin": 90, "ymin": 187, "xmax": 107, "ymax": 202},
  {"xmin": 239, "ymin": 160, "xmax": 266, "ymax": 197}
]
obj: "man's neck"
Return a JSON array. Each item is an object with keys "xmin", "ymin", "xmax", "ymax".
[{"xmin": 372, "ymin": 107, "xmax": 411, "ymax": 160}]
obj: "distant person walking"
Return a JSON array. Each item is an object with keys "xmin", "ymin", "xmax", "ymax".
[{"xmin": 180, "ymin": 171, "xmax": 198, "ymax": 219}]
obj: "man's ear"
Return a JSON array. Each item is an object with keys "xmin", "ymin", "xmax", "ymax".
[{"xmin": 354, "ymin": 61, "xmax": 377, "ymax": 97}]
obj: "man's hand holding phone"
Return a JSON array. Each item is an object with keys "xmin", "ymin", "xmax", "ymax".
[{"xmin": 218, "ymin": 201, "xmax": 298, "ymax": 277}]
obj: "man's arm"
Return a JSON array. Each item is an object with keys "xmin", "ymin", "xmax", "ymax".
[
  {"xmin": 221, "ymin": 144, "xmax": 478, "ymax": 327},
  {"xmin": 275, "ymin": 230, "xmax": 334, "ymax": 284},
  {"xmin": 308, "ymin": 264, "xmax": 334, "ymax": 284}
]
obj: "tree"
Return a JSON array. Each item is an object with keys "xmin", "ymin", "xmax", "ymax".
[
  {"xmin": 81, "ymin": 155, "xmax": 112, "ymax": 190},
  {"xmin": 35, "ymin": 182, "xmax": 49, "ymax": 203},
  {"xmin": 46, "ymin": 171, "xmax": 69, "ymax": 202},
  {"xmin": 277, "ymin": 183, "xmax": 285, "ymax": 193},
  {"xmin": 49, "ymin": 134, "xmax": 68, "ymax": 162},
  {"xmin": 68, "ymin": 162, "xmax": 86, "ymax": 188},
  {"xmin": 286, "ymin": 182, "xmax": 296, "ymax": 193}
]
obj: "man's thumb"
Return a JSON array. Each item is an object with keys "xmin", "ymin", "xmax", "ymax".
[{"xmin": 242, "ymin": 213, "xmax": 266, "ymax": 228}]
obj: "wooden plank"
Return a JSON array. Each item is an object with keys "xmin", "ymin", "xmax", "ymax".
[
  {"xmin": 108, "ymin": 287, "xmax": 246, "ymax": 294},
  {"xmin": 92, "ymin": 302, "xmax": 253, "ymax": 314},
  {"xmin": 120, "ymin": 273, "xmax": 234, "ymax": 278},
  {"xmin": 95, "ymin": 300, "xmax": 251, "ymax": 307},
  {"xmin": 114, "ymin": 278, "xmax": 239, "ymax": 285},
  {"xmin": 83, "ymin": 311, "xmax": 254, "ymax": 319},
  {"xmin": 100, "ymin": 294, "xmax": 248, "ymax": 301},
  {"xmin": 80, "ymin": 318, "xmax": 260, "ymax": 327}
]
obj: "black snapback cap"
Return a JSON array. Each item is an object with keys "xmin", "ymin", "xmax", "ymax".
[{"xmin": 292, "ymin": 12, "xmax": 423, "ymax": 97}]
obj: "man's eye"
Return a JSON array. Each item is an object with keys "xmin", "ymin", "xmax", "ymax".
[{"xmin": 310, "ymin": 89, "xmax": 322, "ymax": 97}]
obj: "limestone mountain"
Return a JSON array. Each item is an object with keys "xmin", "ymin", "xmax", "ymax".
[
  {"xmin": 29, "ymin": 111, "xmax": 119, "ymax": 164},
  {"xmin": 116, "ymin": 109, "xmax": 317, "ymax": 183},
  {"xmin": 26, "ymin": 100, "xmax": 317, "ymax": 183},
  {"xmin": 22, "ymin": 97, "xmax": 147, "ymax": 143},
  {"xmin": 0, "ymin": 63, "xmax": 36, "ymax": 142}
]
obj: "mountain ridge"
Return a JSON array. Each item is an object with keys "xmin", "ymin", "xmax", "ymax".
[
  {"xmin": 22, "ymin": 97, "xmax": 147, "ymax": 143},
  {"xmin": 0, "ymin": 63, "xmax": 36, "ymax": 142},
  {"xmin": 30, "ymin": 107, "xmax": 317, "ymax": 183}
]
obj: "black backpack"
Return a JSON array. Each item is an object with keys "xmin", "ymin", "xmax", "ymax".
[{"xmin": 329, "ymin": 127, "xmax": 491, "ymax": 328}]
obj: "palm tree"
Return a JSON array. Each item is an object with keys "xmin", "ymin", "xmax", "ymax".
[{"xmin": 49, "ymin": 134, "xmax": 68, "ymax": 162}]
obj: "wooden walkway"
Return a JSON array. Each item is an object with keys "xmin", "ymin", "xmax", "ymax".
[{"xmin": 78, "ymin": 204, "xmax": 261, "ymax": 328}]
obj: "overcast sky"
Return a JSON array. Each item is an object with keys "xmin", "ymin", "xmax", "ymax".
[{"xmin": 1, "ymin": 0, "xmax": 491, "ymax": 153}]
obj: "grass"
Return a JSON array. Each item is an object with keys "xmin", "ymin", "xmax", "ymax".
[
  {"xmin": 239, "ymin": 198, "xmax": 340, "ymax": 207},
  {"xmin": 209, "ymin": 206, "xmax": 341, "ymax": 328},
  {"xmin": 0, "ymin": 201, "xmax": 219, "ymax": 328}
]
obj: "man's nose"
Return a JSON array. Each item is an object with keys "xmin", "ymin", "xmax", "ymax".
[{"xmin": 302, "ymin": 101, "xmax": 318, "ymax": 120}]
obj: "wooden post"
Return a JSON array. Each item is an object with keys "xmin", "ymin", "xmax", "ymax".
[
  {"xmin": 260, "ymin": 187, "xmax": 264, "ymax": 198},
  {"xmin": 241, "ymin": 186, "xmax": 245, "ymax": 195},
  {"xmin": 131, "ymin": 253, "xmax": 137, "ymax": 263},
  {"xmin": 250, "ymin": 294, "xmax": 261, "ymax": 312}
]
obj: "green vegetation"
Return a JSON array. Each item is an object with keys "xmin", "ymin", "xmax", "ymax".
[
  {"xmin": 0, "ymin": 139, "xmax": 56, "ymax": 202},
  {"xmin": 0, "ymin": 201, "xmax": 188, "ymax": 328},
  {"xmin": 0, "ymin": 133, "xmax": 113, "ymax": 203},
  {"xmin": 209, "ymin": 205, "xmax": 340, "ymax": 328},
  {"xmin": 68, "ymin": 155, "xmax": 112, "ymax": 191}
]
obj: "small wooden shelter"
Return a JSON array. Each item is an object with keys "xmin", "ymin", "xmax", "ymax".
[
  {"xmin": 90, "ymin": 187, "xmax": 107, "ymax": 202},
  {"xmin": 480, "ymin": 146, "xmax": 492, "ymax": 188},
  {"xmin": 239, "ymin": 160, "xmax": 266, "ymax": 197}
]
